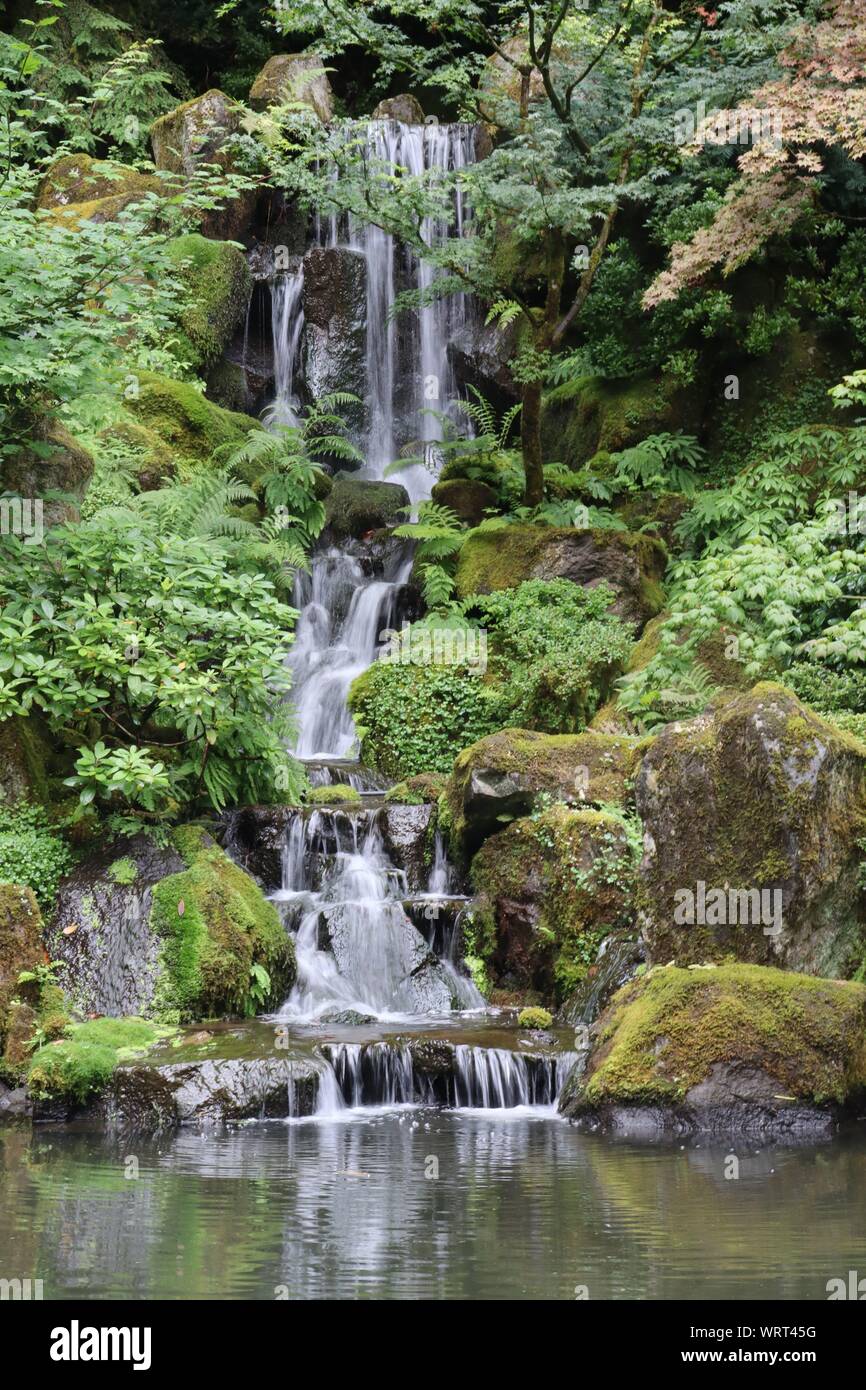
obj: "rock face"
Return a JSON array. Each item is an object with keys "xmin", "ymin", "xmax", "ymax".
[
  {"xmin": 0, "ymin": 886, "xmax": 44, "ymax": 1048},
  {"xmin": 47, "ymin": 835, "xmax": 187, "ymax": 1018},
  {"xmin": 1, "ymin": 417, "xmax": 93, "ymax": 527},
  {"xmin": 541, "ymin": 372, "xmax": 703, "ymax": 472},
  {"xmin": 303, "ymin": 246, "xmax": 368, "ymax": 419},
  {"xmin": 431, "ymin": 477, "xmax": 498, "ymax": 526},
  {"xmin": 150, "ymin": 90, "xmax": 256, "ymax": 239},
  {"xmin": 560, "ymin": 963, "xmax": 866, "ymax": 1138},
  {"xmin": 166, "ymin": 233, "xmax": 251, "ymax": 370},
  {"xmin": 372, "ymin": 94, "xmax": 425, "ymax": 123},
  {"xmin": 249, "ymin": 54, "xmax": 335, "ymax": 121},
  {"xmin": 48, "ymin": 828, "xmax": 295, "ymax": 1021},
  {"xmin": 324, "ymin": 476, "xmax": 410, "ymax": 538},
  {"xmin": 0, "ymin": 717, "xmax": 51, "ymax": 808},
  {"xmin": 446, "ymin": 727, "xmax": 639, "ymax": 857},
  {"xmin": 318, "ymin": 905, "xmax": 458, "ymax": 1013},
  {"xmin": 635, "ymin": 683, "xmax": 866, "ymax": 977},
  {"xmin": 379, "ymin": 804, "xmax": 436, "ymax": 892},
  {"xmin": 220, "ymin": 805, "xmax": 298, "ymax": 891},
  {"xmin": 104, "ymin": 1056, "xmax": 321, "ymax": 1130},
  {"xmin": 449, "ymin": 316, "xmax": 520, "ymax": 400},
  {"xmin": 470, "ymin": 807, "xmax": 635, "ymax": 1001},
  {"xmin": 455, "ymin": 525, "xmax": 666, "ymax": 629}
]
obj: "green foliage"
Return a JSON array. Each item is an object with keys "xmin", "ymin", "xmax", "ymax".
[
  {"xmin": 26, "ymin": 1015, "xmax": 169, "ymax": 1103},
  {"xmin": 466, "ymin": 580, "xmax": 635, "ymax": 733},
  {"xmin": 349, "ymin": 660, "xmax": 501, "ymax": 779},
  {"xmin": 517, "ymin": 1006, "xmax": 553, "ymax": 1029},
  {"xmin": 108, "ymin": 856, "xmax": 138, "ymax": 885},
  {"xmin": 0, "ymin": 510, "xmax": 303, "ymax": 825},
  {"xmin": 0, "ymin": 803, "xmax": 72, "ymax": 910}
]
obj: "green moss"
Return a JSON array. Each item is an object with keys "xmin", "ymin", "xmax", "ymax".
[
  {"xmin": 166, "ymin": 233, "xmax": 251, "ymax": 370},
  {"xmin": 384, "ymin": 773, "xmax": 448, "ymax": 805},
  {"xmin": 128, "ymin": 371, "xmax": 257, "ymax": 477},
  {"xmin": 37, "ymin": 154, "xmax": 166, "ymax": 210},
  {"xmin": 26, "ymin": 1016, "xmax": 171, "ymax": 1105},
  {"xmin": 306, "ymin": 784, "xmax": 362, "ymax": 805},
  {"xmin": 149, "ymin": 827, "xmax": 295, "ymax": 1021},
  {"xmin": 324, "ymin": 477, "xmax": 409, "ymax": 538},
  {"xmin": 576, "ymin": 963, "xmax": 866, "ymax": 1109},
  {"xmin": 0, "ymin": 717, "xmax": 52, "ymax": 806},
  {"xmin": 472, "ymin": 806, "xmax": 637, "ymax": 1002},
  {"xmin": 517, "ymin": 1006, "xmax": 553, "ymax": 1029},
  {"xmin": 108, "ymin": 857, "xmax": 138, "ymax": 886},
  {"xmin": 541, "ymin": 373, "xmax": 697, "ymax": 471}
]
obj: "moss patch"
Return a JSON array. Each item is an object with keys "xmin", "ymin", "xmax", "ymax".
[
  {"xmin": 149, "ymin": 827, "xmax": 295, "ymax": 1021},
  {"xmin": 306, "ymin": 784, "xmax": 362, "ymax": 805},
  {"xmin": 127, "ymin": 372, "xmax": 257, "ymax": 477},
  {"xmin": 26, "ymin": 1016, "xmax": 171, "ymax": 1105},
  {"xmin": 166, "ymin": 233, "xmax": 251, "ymax": 370},
  {"xmin": 572, "ymin": 963, "xmax": 866, "ymax": 1110}
]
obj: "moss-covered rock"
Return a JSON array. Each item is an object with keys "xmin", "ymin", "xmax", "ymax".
[
  {"xmin": 149, "ymin": 827, "xmax": 295, "ymax": 1021},
  {"xmin": 305, "ymin": 784, "xmax": 362, "ymax": 805},
  {"xmin": 431, "ymin": 477, "xmax": 498, "ymax": 526},
  {"xmin": 0, "ymin": 718, "xmax": 51, "ymax": 807},
  {"xmin": 150, "ymin": 89, "xmax": 257, "ymax": 240},
  {"xmin": 541, "ymin": 372, "xmax": 703, "ymax": 472},
  {"xmin": 37, "ymin": 152, "xmax": 169, "ymax": 225},
  {"xmin": 454, "ymin": 524, "xmax": 666, "ymax": 629},
  {"xmin": 37, "ymin": 153, "xmax": 165, "ymax": 209},
  {"xmin": 384, "ymin": 773, "xmax": 448, "ymax": 805},
  {"xmin": 0, "ymin": 885, "xmax": 43, "ymax": 1049},
  {"xmin": 372, "ymin": 93, "xmax": 425, "ymax": 122},
  {"xmin": 471, "ymin": 807, "xmax": 636, "ymax": 1002},
  {"xmin": 446, "ymin": 726, "xmax": 639, "ymax": 857},
  {"xmin": 0, "ymin": 417, "xmax": 93, "ymax": 526},
  {"xmin": 126, "ymin": 371, "xmax": 257, "ymax": 476},
  {"xmin": 636, "ymin": 683, "xmax": 866, "ymax": 977},
  {"xmin": 560, "ymin": 963, "xmax": 866, "ymax": 1136},
  {"xmin": 249, "ymin": 53, "xmax": 335, "ymax": 120},
  {"xmin": 166, "ymin": 233, "xmax": 251, "ymax": 370},
  {"xmin": 26, "ymin": 1016, "xmax": 171, "ymax": 1110},
  {"xmin": 324, "ymin": 476, "xmax": 410, "ymax": 538}
]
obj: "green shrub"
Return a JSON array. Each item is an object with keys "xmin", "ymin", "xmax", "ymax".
[
  {"xmin": 0, "ymin": 804, "xmax": 72, "ymax": 911},
  {"xmin": 517, "ymin": 1006, "xmax": 554, "ymax": 1029},
  {"xmin": 349, "ymin": 661, "xmax": 501, "ymax": 779},
  {"xmin": 784, "ymin": 661, "xmax": 866, "ymax": 714},
  {"xmin": 26, "ymin": 1017, "xmax": 169, "ymax": 1104},
  {"xmin": 468, "ymin": 579, "xmax": 635, "ymax": 732}
]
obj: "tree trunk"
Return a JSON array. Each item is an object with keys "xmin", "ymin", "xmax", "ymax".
[{"xmin": 521, "ymin": 378, "xmax": 544, "ymax": 507}]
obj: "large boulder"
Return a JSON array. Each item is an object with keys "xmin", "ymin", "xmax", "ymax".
[
  {"xmin": 48, "ymin": 828, "xmax": 295, "ymax": 1022},
  {"xmin": 302, "ymin": 246, "xmax": 368, "ymax": 419},
  {"xmin": 1, "ymin": 417, "xmax": 93, "ymax": 527},
  {"xmin": 379, "ymin": 804, "xmax": 436, "ymax": 892},
  {"xmin": 445, "ymin": 727, "xmax": 639, "ymax": 857},
  {"xmin": 636, "ymin": 683, "xmax": 866, "ymax": 977},
  {"xmin": 431, "ymin": 477, "xmax": 498, "ymax": 526},
  {"xmin": 125, "ymin": 371, "xmax": 258, "ymax": 474},
  {"xmin": 560, "ymin": 963, "xmax": 866, "ymax": 1138},
  {"xmin": 249, "ymin": 54, "xmax": 334, "ymax": 121},
  {"xmin": 37, "ymin": 153, "xmax": 168, "ymax": 223},
  {"xmin": 469, "ymin": 806, "xmax": 635, "ymax": 1002},
  {"xmin": 324, "ymin": 476, "xmax": 409, "ymax": 537},
  {"xmin": 150, "ymin": 90, "xmax": 257, "ymax": 239},
  {"xmin": 448, "ymin": 316, "xmax": 520, "ymax": 400},
  {"xmin": 454, "ymin": 525, "xmax": 666, "ymax": 628},
  {"xmin": 0, "ymin": 885, "xmax": 43, "ymax": 1048},
  {"xmin": 104, "ymin": 1055, "xmax": 321, "ymax": 1130},
  {"xmin": 220, "ymin": 805, "xmax": 298, "ymax": 891},
  {"xmin": 166, "ymin": 234, "xmax": 251, "ymax": 370},
  {"xmin": 372, "ymin": 94, "xmax": 425, "ymax": 123}
]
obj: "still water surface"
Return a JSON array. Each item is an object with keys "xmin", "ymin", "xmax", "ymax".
[{"xmin": 2, "ymin": 1110, "xmax": 865, "ymax": 1300}]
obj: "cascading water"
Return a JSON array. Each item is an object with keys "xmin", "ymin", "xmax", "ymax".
[
  {"xmin": 287, "ymin": 547, "xmax": 411, "ymax": 759},
  {"xmin": 274, "ymin": 808, "xmax": 482, "ymax": 1023},
  {"xmin": 263, "ymin": 269, "xmax": 304, "ymax": 427}
]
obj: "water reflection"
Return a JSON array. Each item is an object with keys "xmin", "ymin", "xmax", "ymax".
[{"xmin": 1, "ymin": 1115, "xmax": 865, "ymax": 1300}]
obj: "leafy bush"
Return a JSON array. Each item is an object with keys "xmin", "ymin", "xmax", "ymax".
[
  {"xmin": 0, "ymin": 803, "xmax": 72, "ymax": 911},
  {"xmin": 467, "ymin": 580, "xmax": 635, "ymax": 732},
  {"xmin": 0, "ymin": 510, "xmax": 303, "ymax": 825},
  {"xmin": 784, "ymin": 662, "xmax": 866, "ymax": 714},
  {"xmin": 349, "ymin": 660, "xmax": 501, "ymax": 779}
]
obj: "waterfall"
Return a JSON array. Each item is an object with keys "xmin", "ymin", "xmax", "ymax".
[
  {"xmin": 313, "ymin": 1042, "xmax": 579, "ymax": 1115},
  {"xmin": 262, "ymin": 270, "xmax": 304, "ymax": 428},
  {"xmin": 273, "ymin": 808, "xmax": 483, "ymax": 1022},
  {"xmin": 287, "ymin": 547, "xmax": 411, "ymax": 759}
]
